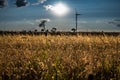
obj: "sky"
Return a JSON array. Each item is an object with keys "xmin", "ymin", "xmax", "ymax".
[{"xmin": 0, "ymin": 0, "xmax": 120, "ymax": 32}]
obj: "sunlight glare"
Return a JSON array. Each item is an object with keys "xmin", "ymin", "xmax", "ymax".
[{"xmin": 52, "ymin": 2, "xmax": 69, "ymax": 16}]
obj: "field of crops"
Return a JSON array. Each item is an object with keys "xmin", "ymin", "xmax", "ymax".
[{"xmin": 0, "ymin": 35, "xmax": 120, "ymax": 80}]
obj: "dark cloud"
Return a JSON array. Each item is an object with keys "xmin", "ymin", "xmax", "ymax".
[
  {"xmin": 15, "ymin": 0, "xmax": 28, "ymax": 7},
  {"xmin": 0, "ymin": 0, "xmax": 47, "ymax": 8},
  {"xmin": 116, "ymin": 24, "xmax": 120, "ymax": 27},
  {"xmin": 0, "ymin": 0, "xmax": 7, "ymax": 8},
  {"xmin": 0, "ymin": 0, "xmax": 4, "ymax": 7}
]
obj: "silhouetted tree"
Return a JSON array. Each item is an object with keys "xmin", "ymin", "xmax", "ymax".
[
  {"xmin": 39, "ymin": 20, "xmax": 47, "ymax": 32},
  {"xmin": 51, "ymin": 27, "xmax": 57, "ymax": 33},
  {"xmin": 45, "ymin": 29, "xmax": 49, "ymax": 36},
  {"xmin": 41, "ymin": 29, "xmax": 44, "ymax": 32},
  {"xmin": 34, "ymin": 29, "xmax": 37, "ymax": 32},
  {"xmin": 71, "ymin": 28, "xmax": 76, "ymax": 32}
]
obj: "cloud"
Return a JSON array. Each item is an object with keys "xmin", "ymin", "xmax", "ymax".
[
  {"xmin": 36, "ymin": 18, "xmax": 50, "ymax": 23},
  {"xmin": 43, "ymin": 5, "xmax": 54, "ymax": 10},
  {"xmin": 39, "ymin": 0, "xmax": 47, "ymax": 4},
  {"xmin": 80, "ymin": 21, "xmax": 87, "ymax": 24},
  {"xmin": 31, "ymin": 2, "xmax": 39, "ymax": 6},
  {"xmin": 0, "ymin": 0, "xmax": 47, "ymax": 8},
  {"xmin": 43, "ymin": 3, "xmax": 70, "ymax": 16},
  {"xmin": 26, "ymin": 21, "xmax": 34, "ymax": 25},
  {"xmin": 31, "ymin": 0, "xmax": 47, "ymax": 6},
  {"xmin": 108, "ymin": 19, "xmax": 120, "ymax": 27},
  {"xmin": 15, "ymin": 0, "xmax": 28, "ymax": 7},
  {"xmin": 95, "ymin": 20, "xmax": 101, "ymax": 23},
  {"xmin": 95, "ymin": 20, "xmax": 109, "ymax": 24}
]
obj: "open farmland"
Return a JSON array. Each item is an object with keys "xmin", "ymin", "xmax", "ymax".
[{"xmin": 0, "ymin": 35, "xmax": 120, "ymax": 80}]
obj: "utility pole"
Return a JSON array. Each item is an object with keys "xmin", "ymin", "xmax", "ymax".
[{"xmin": 75, "ymin": 9, "xmax": 80, "ymax": 32}]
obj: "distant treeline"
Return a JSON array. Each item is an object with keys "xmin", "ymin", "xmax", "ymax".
[{"xmin": 0, "ymin": 31, "xmax": 120, "ymax": 36}]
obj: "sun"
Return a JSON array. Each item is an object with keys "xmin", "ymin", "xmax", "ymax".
[{"xmin": 52, "ymin": 2, "xmax": 69, "ymax": 16}]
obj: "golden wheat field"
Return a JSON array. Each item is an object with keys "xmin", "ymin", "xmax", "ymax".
[{"xmin": 0, "ymin": 35, "xmax": 120, "ymax": 80}]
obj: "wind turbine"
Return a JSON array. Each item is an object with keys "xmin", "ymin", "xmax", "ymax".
[{"xmin": 75, "ymin": 9, "xmax": 81, "ymax": 32}]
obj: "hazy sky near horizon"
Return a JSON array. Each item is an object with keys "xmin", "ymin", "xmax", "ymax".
[{"xmin": 0, "ymin": 0, "xmax": 120, "ymax": 31}]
